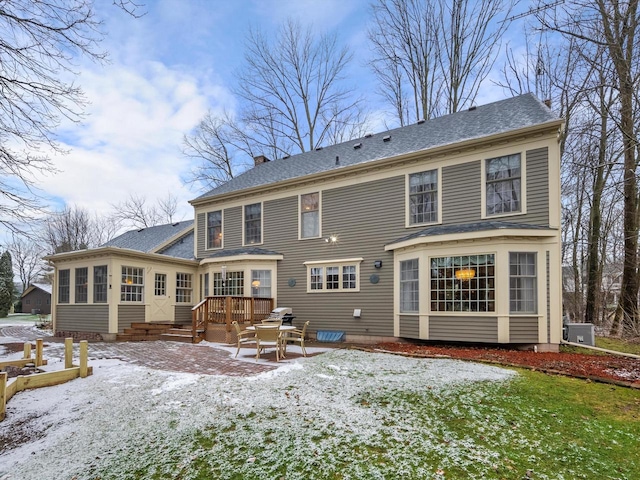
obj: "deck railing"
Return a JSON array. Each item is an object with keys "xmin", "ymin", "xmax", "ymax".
[{"xmin": 191, "ymin": 296, "xmax": 274, "ymax": 340}]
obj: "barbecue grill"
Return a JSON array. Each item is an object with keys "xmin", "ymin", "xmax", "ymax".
[{"xmin": 268, "ymin": 307, "xmax": 296, "ymax": 325}]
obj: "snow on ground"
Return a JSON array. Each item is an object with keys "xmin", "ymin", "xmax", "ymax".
[{"xmin": 0, "ymin": 342, "xmax": 517, "ymax": 479}]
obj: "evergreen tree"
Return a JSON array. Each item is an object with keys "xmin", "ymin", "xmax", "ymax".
[{"xmin": 0, "ymin": 251, "xmax": 15, "ymax": 318}]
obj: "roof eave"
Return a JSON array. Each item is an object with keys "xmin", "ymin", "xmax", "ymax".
[
  {"xmin": 190, "ymin": 118, "xmax": 564, "ymax": 207},
  {"xmin": 384, "ymin": 227, "xmax": 559, "ymax": 251},
  {"xmin": 44, "ymin": 246, "xmax": 198, "ymax": 266}
]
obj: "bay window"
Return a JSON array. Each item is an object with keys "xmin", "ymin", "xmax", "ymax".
[{"xmin": 430, "ymin": 254, "xmax": 495, "ymax": 312}]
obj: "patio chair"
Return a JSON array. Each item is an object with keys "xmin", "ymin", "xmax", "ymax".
[
  {"xmin": 232, "ymin": 321, "xmax": 255, "ymax": 358},
  {"xmin": 261, "ymin": 318, "xmax": 283, "ymax": 326},
  {"xmin": 283, "ymin": 321, "xmax": 309, "ymax": 357},
  {"xmin": 254, "ymin": 325, "xmax": 282, "ymax": 362}
]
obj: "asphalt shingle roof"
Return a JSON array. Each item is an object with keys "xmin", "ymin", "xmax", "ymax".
[
  {"xmin": 388, "ymin": 221, "xmax": 554, "ymax": 246},
  {"xmin": 197, "ymin": 93, "xmax": 559, "ymax": 200},
  {"xmin": 102, "ymin": 220, "xmax": 194, "ymax": 256}
]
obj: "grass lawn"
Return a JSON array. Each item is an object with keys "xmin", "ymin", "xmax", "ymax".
[
  {"xmin": 67, "ymin": 352, "xmax": 638, "ymax": 480},
  {"xmin": 561, "ymin": 336, "xmax": 640, "ymax": 356}
]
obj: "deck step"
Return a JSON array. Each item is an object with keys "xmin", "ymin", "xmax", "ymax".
[{"xmin": 159, "ymin": 333, "xmax": 198, "ymax": 343}]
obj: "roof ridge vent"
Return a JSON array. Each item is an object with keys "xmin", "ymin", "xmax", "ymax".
[
  {"xmin": 364, "ymin": 133, "xmax": 373, "ymax": 138},
  {"xmin": 172, "ymin": 222, "xmax": 180, "ymax": 226},
  {"xmin": 353, "ymin": 142, "xmax": 362, "ymax": 150},
  {"xmin": 468, "ymin": 105, "xmax": 477, "ymax": 111},
  {"xmin": 315, "ymin": 146, "xmax": 323, "ymax": 151},
  {"xmin": 383, "ymin": 135, "xmax": 391, "ymax": 142},
  {"xmin": 417, "ymin": 119, "xmax": 425, "ymax": 124}
]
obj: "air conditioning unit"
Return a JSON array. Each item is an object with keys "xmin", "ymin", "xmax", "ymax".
[{"xmin": 566, "ymin": 323, "xmax": 595, "ymax": 346}]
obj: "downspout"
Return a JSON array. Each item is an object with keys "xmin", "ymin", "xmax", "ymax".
[{"xmin": 560, "ymin": 339, "xmax": 640, "ymax": 360}]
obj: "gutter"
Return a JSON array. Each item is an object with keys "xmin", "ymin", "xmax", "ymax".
[{"xmin": 560, "ymin": 339, "xmax": 640, "ymax": 360}]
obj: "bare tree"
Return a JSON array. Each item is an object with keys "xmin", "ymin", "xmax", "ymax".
[
  {"xmin": 0, "ymin": 1, "xmax": 141, "ymax": 233},
  {"xmin": 182, "ymin": 111, "xmax": 253, "ymax": 190},
  {"xmin": 43, "ymin": 205, "xmax": 96, "ymax": 254},
  {"xmin": 368, "ymin": 0, "xmax": 512, "ymax": 124},
  {"xmin": 7, "ymin": 233, "xmax": 45, "ymax": 293},
  {"xmin": 235, "ymin": 18, "xmax": 366, "ymax": 157},
  {"xmin": 110, "ymin": 193, "xmax": 181, "ymax": 230}
]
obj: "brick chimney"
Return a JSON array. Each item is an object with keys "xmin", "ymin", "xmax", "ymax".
[{"xmin": 253, "ymin": 155, "xmax": 271, "ymax": 166}]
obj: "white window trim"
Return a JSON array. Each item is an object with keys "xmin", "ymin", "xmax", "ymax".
[
  {"xmin": 154, "ymin": 272, "xmax": 168, "ymax": 298},
  {"xmin": 205, "ymin": 209, "xmax": 224, "ymax": 251},
  {"xmin": 176, "ymin": 272, "xmax": 193, "ymax": 304},
  {"xmin": 481, "ymin": 152, "xmax": 527, "ymax": 219},
  {"xmin": 120, "ymin": 266, "xmax": 144, "ymax": 303},
  {"xmin": 298, "ymin": 191, "xmax": 323, "ymax": 240},
  {"xmin": 242, "ymin": 201, "xmax": 264, "ymax": 246},
  {"xmin": 405, "ymin": 166, "xmax": 442, "ymax": 228},
  {"xmin": 304, "ymin": 258, "xmax": 363, "ymax": 293}
]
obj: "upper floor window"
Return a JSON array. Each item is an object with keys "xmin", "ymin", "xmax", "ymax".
[
  {"xmin": 94, "ymin": 265, "xmax": 108, "ymax": 303},
  {"xmin": 244, "ymin": 203, "xmax": 262, "ymax": 245},
  {"xmin": 176, "ymin": 273, "xmax": 193, "ymax": 303},
  {"xmin": 121, "ymin": 266, "xmax": 144, "ymax": 302},
  {"xmin": 400, "ymin": 259, "xmax": 419, "ymax": 313},
  {"xmin": 509, "ymin": 252, "xmax": 537, "ymax": 313},
  {"xmin": 58, "ymin": 269, "xmax": 70, "ymax": 303},
  {"xmin": 305, "ymin": 259, "xmax": 361, "ymax": 293},
  {"xmin": 430, "ymin": 254, "xmax": 495, "ymax": 312},
  {"xmin": 409, "ymin": 170, "xmax": 438, "ymax": 225},
  {"xmin": 486, "ymin": 153, "xmax": 521, "ymax": 216},
  {"xmin": 207, "ymin": 210, "xmax": 222, "ymax": 249},
  {"xmin": 300, "ymin": 192, "xmax": 320, "ymax": 238},
  {"xmin": 75, "ymin": 267, "xmax": 88, "ymax": 303}
]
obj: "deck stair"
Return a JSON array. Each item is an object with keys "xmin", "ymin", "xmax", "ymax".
[{"xmin": 116, "ymin": 323, "xmax": 201, "ymax": 343}]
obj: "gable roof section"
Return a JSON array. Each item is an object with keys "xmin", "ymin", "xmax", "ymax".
[
  {"xmin": 21, "ymin": 283, "xmax": 52, "ymax": 298},
  {"xmin": 194, "ymin": 94, "xmax": 560, "ymax": 202},
  {"xmin": 101, "ymin": 220, "xmax": 194, "ymax": 256}
]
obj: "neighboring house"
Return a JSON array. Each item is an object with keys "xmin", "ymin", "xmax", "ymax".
[
  {"xmin": 46, "ymin": 93, "xmax": 564, "ymax": 350},
  {"xmin": 21, "ymin": 283, "xmax": 52, "ymax": 315}
]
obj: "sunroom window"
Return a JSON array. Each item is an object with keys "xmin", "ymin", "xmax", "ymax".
[{"xmin": 121, "ymin": 266, "xmax": 144, "ymax": 302}]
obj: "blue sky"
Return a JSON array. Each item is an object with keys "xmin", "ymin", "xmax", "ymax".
[{"xmin": 37, "ymin": 0, "xmax": 532, "ymax": 224}]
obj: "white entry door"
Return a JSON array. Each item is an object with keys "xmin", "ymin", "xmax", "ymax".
[{"xmin": 149, "ymin": 272, "xmax": 172, "ymax": 322}]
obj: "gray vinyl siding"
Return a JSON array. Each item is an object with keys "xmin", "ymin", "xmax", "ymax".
[
  {"xmin": 175, "ymin": 305, "xmax": 192, "ymax": 324},
  {"xmin": 442, "ymin": 161, "xmax": 481, "ymax": 224},
  {"xmin": 196, "ymin": 212, "xmax": 206, "ymax": 258},
  {"xmin": 56, "ymin": 305, "xmax": 109, "ymax": 333},
  {"xmin": 399, "ymin": 315, "xmax": 420, "ymax": 338},
  {"xmin": 266, "ymin": 176, "xmax": 405, "ymax": 337},
  {"xmin": 441, "ymin": 148, "xmax": 549, "ymax": 226},
  {"xmin": 509, "ymin": 317, "xmax": 539, "ymax": 343},
  {"xmin": 225, "ymin": 206, "xmax": 243, "ymax": 248},
  {"xmin": 524, "ymin": 147, "xmax": 550, "ymax": 225},
  {"xmin": 429, "ymin": 316, "xmax": 498, "ymax": 342},
  {"xmin": 118, "ymin": 305, "xmax": 145, "ymax": 332}
]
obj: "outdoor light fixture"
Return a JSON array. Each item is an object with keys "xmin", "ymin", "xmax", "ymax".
[
  {"xmin": 374, "ymin": 260, "xmax": 382, "ymax": 269},
  {"xmin": 455, "ymin": 268, "xmax": 476, "ymax": 281},
  {"xmin": 324, "ymin": 235, "xmax": 339, "ymax": 244}
]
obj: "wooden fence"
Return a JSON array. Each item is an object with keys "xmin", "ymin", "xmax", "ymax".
[{"xmin": 0, "ymin": 338, "xmax": 92, "ymax": 421}]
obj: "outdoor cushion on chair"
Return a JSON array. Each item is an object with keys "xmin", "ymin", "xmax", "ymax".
[
  {"xmin": 254, "ymin": 325, "xmax": 282, "ymax": 362},
  {"xmin": 232, "ymin": 321, "xmax": 255, "ymax": 358},
  {"xmin": 283, "ymin": 321, "xmax": 309, "ymax": 357}
]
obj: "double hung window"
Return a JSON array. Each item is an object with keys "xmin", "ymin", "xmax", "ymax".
[
  {"xmin": 251, "ymin": 270, "xmax": 272, "ymax": 297},
  {"xmin": 94, "ymin": 266, "xmax": 108, "ymax": 303},
  {"xmin": 509, "ymin": 253, "xmax": 537, "ymax": 313},
  {"xmin": 75, "ymin": 267, "xmax": 88, "ymax": 303},
  {"xmin": 400, "ymin": 259, "xmax": 419, "ymax": 313},
  {"xmin": 244, "ymin": 203, "xmax": 262, "ymax": 244},
  {"xmin": 486, "ymin": 154, "xmax": 521, "ymax": 216},
  {"xmin": 121, "ymin": 266, "xmax": 144, "ymax": 302},
  {"xmin": 207, "ymin": 211, "xmax": 222, "ymax": 249},
  {"xmin": 409, "ymin": 170, "xmax": 438, "ymax": 224},
  {"xmin": 300, "ymin": 193, "xmax": 320, "ymax": 238},
  {"xmin": 214, "ymin": 271, "xmax": 244, "ymax": 296},
  {"xmin": 176, "ymin": 273, "xmax": 193, "ymax": 303},
  {"xmin": 58, "ymin": 269, "xmax": 70, "ymax": 304}
]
